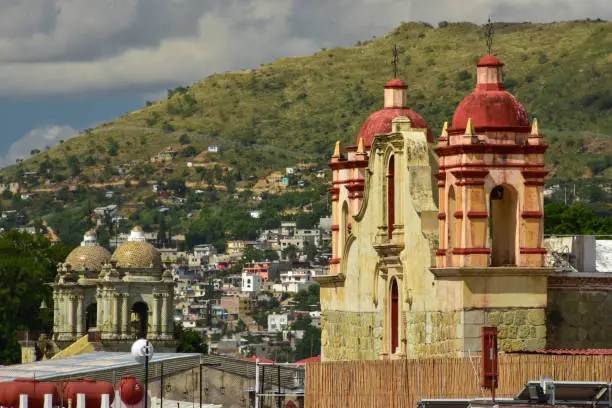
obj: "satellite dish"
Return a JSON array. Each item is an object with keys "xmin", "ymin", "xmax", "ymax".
[{"xmin": 131, "ymin": 339, "xmax": 154, "ymax": 364}]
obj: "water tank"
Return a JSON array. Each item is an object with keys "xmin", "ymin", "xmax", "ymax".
[
  {"xmin": 2, "ymin": 379, "xmax": 58, "ymax": 408},
  {"xmin": 114, "ymin": 377, "xmax": 144, "ymax": 405},
  {"xmin": 64, "ymin": 378, "xmax": 114, "ymax": 408}
]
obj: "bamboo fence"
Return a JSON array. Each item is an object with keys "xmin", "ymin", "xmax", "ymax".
[{"xmin": 305, "ymin": 354, "xmax": 612, "ymax": 408}]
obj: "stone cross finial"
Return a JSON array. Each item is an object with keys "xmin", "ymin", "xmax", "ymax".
[
  {"xmin": 392, "ymin": 43, "xmax": 399, "ymax": 78},
  {"xmin": 485, "ymin": 16, "xmax": 495, "ymax": 55}
]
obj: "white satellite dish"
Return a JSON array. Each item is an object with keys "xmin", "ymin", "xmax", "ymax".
[{"xmin": 131, "ymin": 339, "xmax": 154, "ymax": 364}]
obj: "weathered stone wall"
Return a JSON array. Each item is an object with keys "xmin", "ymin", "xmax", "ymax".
[
  {"xmin": 405, "ymin": 311, "xmax": 461, "ymax": 357},
  {"xmin": 321, "ymin": 310, "xmax": 382, "ymax": 361},
  {"xmin": 485, "ymin": 308, "xmax": 547, "ymax": 351},
  {"xmin": 547, "ymin": 290, "xmax": 612, "ymax": 349}
]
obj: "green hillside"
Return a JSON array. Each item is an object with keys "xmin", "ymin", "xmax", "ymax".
[{"xmin": 4, "ymin": 20, "xmax": 612, "ymax": 183}]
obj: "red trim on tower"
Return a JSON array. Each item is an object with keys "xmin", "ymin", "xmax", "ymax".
[
  {"xmin": 522, "ymin": 169, "xmax": 549, "ymax": 178},
  {"xmin": 436, "ymin": 249, "xmax": 446, "ymax": 256},
  {"xmin": 467, "ymin": 211, "xmax": 488, "ymax": 219},
  {"xmin": 451, "ymin": 169, "xmax": 489, "ymax": 179},
  {"xmin": 446, "ymin": 126, "xmax": 532, "ymax": 135},
  {"xmin": 434, "ymin": 171, "xmax": 446, "ymax": 180},
  {"xmin": 329, "ymin": 160, "xmax": 369, "ymax": 170},
  {"xmin": 330, "ymin": 258, "xmax": 341, "ymax": 265},
  {"xmin": 521, "ymin": 211, "xmax": 543, "ymax": 219},
  {"xmin": 436, "ymin": 143, "xmax": 547, "ymax": 156},
  {"xmin": 438, "ymin": 213, "xmax": 446, "ymax": 220},
  {"xmin": 452, "ymin": 248, "xmax": 491, "ymax": 255},
  {"xmin": 331, "ymin": 225, "xmax": 340, "ymax": 231},
  {"xmin": 440, "ymin": 163, "xmax": 545, "ymax": 171},
  {"xmin": 525, "ymin": 181, "xmax": 546, "ymax": 186},
  {"xmin": 332, "ymin": 178, "xmax": 365, "ymax": 185},
  {"xmin": 456, "ymin": 180, "xmax": 486, "ymax": 186},
  {"xmin": 454, "ymin": 211, "xmax": 464, "ymax": 219},
  {"xmin": 520, "ymin": 248, "xmax": 547, "ymax": 254}
]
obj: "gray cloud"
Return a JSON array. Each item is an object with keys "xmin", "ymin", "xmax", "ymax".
[
  {"xmin": 0, "ymin": 0, "xmax": 608, "ymax": 97},
  {"xmin": 0, "ymin": 125, "xmax": 78, "ymax": 168}
]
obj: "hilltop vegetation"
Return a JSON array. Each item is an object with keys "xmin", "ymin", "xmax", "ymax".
[
  {"xmin": 0, "ymin": 20, "xmax": 611, "ymax": 243},
  {"xmin": 3, "ymin": 20, "xmax": 612, "ymax": 184}
]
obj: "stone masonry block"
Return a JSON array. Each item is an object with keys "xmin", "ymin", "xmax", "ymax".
[
  {"xmin": 527, "ymin": 309, "xmax": 545, "ymax": 326},
  {"xmin": 464, "ymin": 310, "xmax": 485, "ymax": 325},
  {"xmin": 503, "ymin": 311, "xmax": 516, "ymax": 325},
  {"xmin": 487, "ymin": 311, "xmax": 502, "ymax": 326},
  {"xmin": 518, "ymin": 325, "xmax": 531, "ymax": 339},
  {"xmin": 515, "ymin": 310, "xmax": 527, "ymax": 325}
]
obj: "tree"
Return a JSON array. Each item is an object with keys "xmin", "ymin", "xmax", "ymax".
[
  {"xmin": 236, "ymin": 319, "xmax": 247, "ymax": 333},
  {"xmin": 175, "ymin": 324, "xmax": 207, "ymax": 354},
  {"xmin": 167, "ymin": 178, "xmax": 186, "ymax": 196},
  {"xmin": 282, "ymin": 244, "xmax": 299, "ymax": 262},
  {"xmin": 30, "ymin": 149, "xmax": 41, "ymax": 156},
  {"xmin": 0, "ymin": 231, "xmax": 71, "ymax": 364},
  {"xmin": 179, "ymin": 134, "xmax": 190, "ymax": 145},
  {"xmin": 181, "ymin": 146, "xmax": 197, "ymax": 157},
  {"xmin": 107, "ymin": 139, "xmax": 120, "ymax": 156},
  {"xmin": 294, "ymin": 326, "xmax": 321, "ymax": 360}
]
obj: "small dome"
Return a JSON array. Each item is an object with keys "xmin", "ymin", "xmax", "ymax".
[
  {"xmin": 65, "ymin": 246, "xmax": 111, "ymax": 272},
  {"xmin": 477, "ymin": 55, "xmax": 504, "ymax": 67},
  {"xmin": 111, "ymin": 241, "xmax": 162, "ymax": 269},
  {"xmin": 451, "ymin": 55, "xmax": 530, "ymax": 131},
  {"xmin": 384, "ymin": 78, "xmax": 408, "ymax": 89},
  {"xmin": 357, "ymin": 108, "xmax": 432, "ymax": 146}
]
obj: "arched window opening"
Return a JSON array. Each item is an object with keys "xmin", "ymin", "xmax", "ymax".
[
  {"xmin": 387, "ymin": 155, "xmax": 395, "ymax": 240},
  {"xmin": 341, "ymin": 201, "xmax": 349, "ymax": 243},
  {"xmin": 448, "ymin": 186, "xmax": 457, "ymax": 257},
  {"xmin": 132, "ymin": 301, "xmax": 148, "ymax": 339},
  {"xmin": 85, "ymin": 303, "xmax": 97, "ymax": 332},
  {"xmin": 390, "ymin": 279, "xmax": 399, "ymax": 354},
  {"xmin": 489, "ymin": 185, "xmax": 518, "ymax": 266}
]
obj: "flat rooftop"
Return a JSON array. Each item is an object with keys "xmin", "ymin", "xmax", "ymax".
[{"xmin": 0, "ymin": 352, "xmax": 200, "ymax": 383}]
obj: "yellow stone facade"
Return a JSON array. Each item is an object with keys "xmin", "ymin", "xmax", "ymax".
[{"xmin": 319, "ymin": 58, "xmax": 553, "ymax": 362}]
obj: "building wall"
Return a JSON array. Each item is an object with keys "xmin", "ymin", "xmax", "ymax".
[
  {"xmin": 321, "ymin": 116, "xmax": 549, "ymax": 361},
  {"xmin": 547, "ymin": 287, "xmax": 612, "ymax": 349},
  {"xmin": 321, "ymin": 311, "xmax": 381, "ymax": 361}
]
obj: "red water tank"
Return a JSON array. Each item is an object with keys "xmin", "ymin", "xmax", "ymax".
[
  {"xmin": 2, "ymin": 379, "xmax": 58, "ymax": 408},
  {"xmin": 114, "ymin": 377, "xmax": 144, "ymax": 405},
  {"xmin": 64, "ymin": 378, "xmax": 114, "ymax": 408}
]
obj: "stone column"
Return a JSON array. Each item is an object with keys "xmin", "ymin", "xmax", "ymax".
[
  {"xmin": 96, "ymin": 291, "xmax": 102, "ymax": 330},
  {"xmin": 152, "ymin": 294, "xmax": 159, "ymax": 338},
  {"xmin": 52, "ymin": 290, "xmax": 60, "ymax": 338},
  {"xmin": 161, "ymin": 293, "xmax": 169, "ymax": 337},
  {"xmin": 121, "ymin": 294, "xmax": 129, "ymax": 338},
  {"xmin": 103, "ymin": 289, "xmax": 110, "ymax": 334},
  {"xmin": 112, "ymin": 293, "xmax": 120, "ymax": 337},
  {"xmin": 68, "ymin": 295, "xmax": 76, "ymax": 338},
  {"xmin": 76, "ymin": 295, "xmax": 84, "ymax": 336}
]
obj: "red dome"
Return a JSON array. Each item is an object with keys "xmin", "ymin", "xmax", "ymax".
[
  {"xmin": 451, "ymin": 90, "xmax": 529, "ymax": 130},
  {"xmin": 384, "ymin": 78, "xmax": 408, "ymax": 88},
  {"xmin": 115, "ymin": 376, "xmax": 144, "ymax": 405},
  {"xmin": 451, "ymin": 55, "xmax": 529, "ymax": 131},
  {"xmin": 357, "ymin": 108, "xmax": 432, "ymax": 146},
  {"xmin": 477, "ymin": 55, "xmax": 504, "ymax": 67}
]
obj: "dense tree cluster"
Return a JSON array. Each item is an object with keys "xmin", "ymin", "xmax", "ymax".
[{"xmin": 0, "ymin": 231, "xmax": 70, "ymax": 364}]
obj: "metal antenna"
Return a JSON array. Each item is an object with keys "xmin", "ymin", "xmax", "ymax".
[
  {"xmin": 485, "ymin": 17, "xmax": 495, "ymax": 55},
  {"xmin": 392, "ymin": 43, "xmax": 399, "ymax": 78}
]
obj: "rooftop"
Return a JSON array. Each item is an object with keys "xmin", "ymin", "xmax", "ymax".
[{"xmin": 0, "ymin": 352, "xmax": 200, "ymax": 382}]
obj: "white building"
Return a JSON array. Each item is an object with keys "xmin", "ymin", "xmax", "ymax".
[
  {"xmin": 208, "ymin": 145, "xmax": 219, "ymax": 153},
  {"xmin": 241, "ymin": 272, "xmax": 263, "ymax": 294},
  {"xmin": 272, "ymin": 270, "xmax": 315, "ymax": 293},
  {"xmin": 268, "ymin": 314, "xmax": 290, "ymax": 333}
]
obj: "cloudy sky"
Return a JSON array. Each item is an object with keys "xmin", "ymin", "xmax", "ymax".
[{"xmin": 0, "ymin": 0, "xmax": 609, "ymax": 167}]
